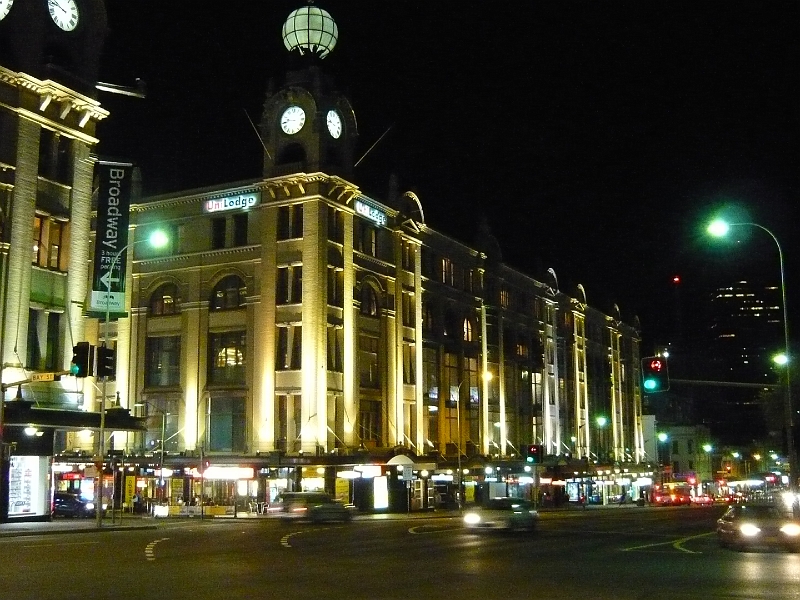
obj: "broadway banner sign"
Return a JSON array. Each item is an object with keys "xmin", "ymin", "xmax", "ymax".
[{"xmin": 90, "ymin": 162, "xmax": 132, "ymax": 317}]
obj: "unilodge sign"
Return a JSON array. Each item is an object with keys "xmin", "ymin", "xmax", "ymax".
[{"xmin": 90, "ymin": 162, "xmax": 132, "ymax": 316}]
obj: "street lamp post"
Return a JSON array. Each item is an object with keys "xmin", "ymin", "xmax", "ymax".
[
  {"xmin": 135, "ymin": 401, "xmax": 168, "ymax": 505},
  {"xmin": 95, "ymin": 230, "xmax": 168, "ymax": 528},
  {"xmin": 708, "ymin": 220, "xmax": 795, "ymax": 492},
  {"xmin": 454, "ymin": 380, "xmax": 464, "ymax": 513}
]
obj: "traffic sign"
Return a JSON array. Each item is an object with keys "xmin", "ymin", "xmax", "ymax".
[{"xmin": 31, "ymin": 372, "xmax": 55, "ymax": 382}]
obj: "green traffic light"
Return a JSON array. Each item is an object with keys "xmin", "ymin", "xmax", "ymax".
[
  {"xmin": 70, "ymin": 364, "xmax": 79, "ymax": 375},
  {"xmin": 643, "ymin": 378, "xmax": 658, "ymax": 391}
]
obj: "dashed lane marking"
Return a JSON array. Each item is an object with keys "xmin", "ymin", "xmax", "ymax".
[{"xmin": 144, "ymin": 537, "xmax": 170, "ymax": 561}]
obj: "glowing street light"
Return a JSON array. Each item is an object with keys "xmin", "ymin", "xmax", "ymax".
[{"xmin": 708, "ymin": 218, "xmax": 795, "ymax": 492}]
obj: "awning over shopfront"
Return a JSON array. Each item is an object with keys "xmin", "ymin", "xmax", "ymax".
[
  {"xmin": 386, "ymin": 454, "xmax": 436, "ymax": 471},
  {"xmin": 1, "ymin": 400, "xmax": 146, "ymax": 432}
]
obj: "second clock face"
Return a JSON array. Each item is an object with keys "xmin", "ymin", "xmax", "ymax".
[
  {"xmin": 280, "ymin": 105, "xmax": 306, "ymax": 135},
  {"xmin": 48, "ymin": 0, "xmax": 79, "ymax": 31},
  {"xmin": 326, "ymin": 110, "xmax": 342, "ymax": 139},
  {"xmin": 0, "ymin": 0, "xmax": 14, "ymax": 22}
]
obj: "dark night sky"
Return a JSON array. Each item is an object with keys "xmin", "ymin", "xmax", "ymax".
[{"xmin": 95, "ymin": 2, "xmax": 799, "ymax": 352}]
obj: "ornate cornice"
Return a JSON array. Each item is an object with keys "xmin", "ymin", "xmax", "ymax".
[{"xmin": 0, "ymin": 66, "xmax": 109, "ymax": 125}]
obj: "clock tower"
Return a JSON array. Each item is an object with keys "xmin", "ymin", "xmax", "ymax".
[
  {"xmin": 260, "ymin": 5, "xmax": 358, "ymax": 179},
  {"xmin": 0, "ymin": 1, "xmax": 108, "ymax": 395}
]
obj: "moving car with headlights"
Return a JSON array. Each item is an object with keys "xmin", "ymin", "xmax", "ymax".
[
  {"xmin": 463, "ymin": 497, "xmax": 539, "ymax": 532},
  {"xmin": 717, "ymin": 503, "xmax": 800, "ymax": 551},
  {"xmin": 52, "ymin": 492, "xmax": 97, "ymax": 518},
  {"xmin": 276, "ymin": 492, "xmax": 354, "ymax": 523}
]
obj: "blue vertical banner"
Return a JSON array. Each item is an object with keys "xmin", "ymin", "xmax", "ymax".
[{"xmin": 90, "ymin": 162, "xmax": 132, "ymax": 316}]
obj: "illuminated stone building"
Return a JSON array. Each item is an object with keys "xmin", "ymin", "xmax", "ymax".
[
  {"xmin": 0, "ymin": 0, "xmax": 135, "ymax": 521},
  {"xmin": 114, "ymin": 7, "xmax": 645, "ymax": 505},
  {"xmin": 0, "ymin": 3, "xmax": 645, "ymax": 515}
]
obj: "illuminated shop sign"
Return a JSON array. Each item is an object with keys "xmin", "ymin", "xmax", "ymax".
[
  {"xmin": 354, "ymin": 199, "xmax": 387, "ymax": 226},
  {"xmin": 203, "ymin": 193, "xmax": 260, "ymax": 213}
]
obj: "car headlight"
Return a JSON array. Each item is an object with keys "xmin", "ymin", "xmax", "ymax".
[
  {"xmin": 739, "ymin": 523, "xmax": 761, "ymax": 537},
  {"xmin": 464, "ymin": 512, "xmax": 481, "ymax": 525},
  {"xmin": 780, "ymin": 523, "xmax": 800, "ymax": 537},
  {"xmin": 782, "ymin": 491, "xmax": 798, "ymax": 510},
  {"xmin": 86, "ymin": 503, "xmax": 95, "ymax": 510}
]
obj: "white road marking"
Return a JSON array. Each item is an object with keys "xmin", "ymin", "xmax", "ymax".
[{"xmin": 144, "ymin": 537, "xmax": 170, "ymax": 561}]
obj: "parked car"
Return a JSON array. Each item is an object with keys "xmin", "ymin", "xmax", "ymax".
[
  {"xmin": 276, "ymin": 492, "xmax": 354, "ymax": 523},
  {"xmin": 463, "ymin": 497, "xmax": 539, "ymax": 532},
  {"xmin": 52, "ymin": 492, "xmax": 96, "ymax": 518},
  {"xmin": 717, "ymin": 503, "xmax": 800, "ymax": 551}
]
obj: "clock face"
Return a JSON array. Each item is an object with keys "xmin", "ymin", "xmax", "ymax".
[
  {"xmin": 0, "ymin": 0, "xmax": 14, "ymax": 21},
  {"xmin": 326, "ymin": 110, "xmax": 342, "ymax": 139},
  {"xmin": 280, "ymin": 105, "xmax": 306, "ymax": 135},
  {"xmin": 48, "ymin": 0, "xmax": 79, "ymax": 31}
]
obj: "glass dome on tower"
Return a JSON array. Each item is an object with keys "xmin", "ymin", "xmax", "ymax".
[{"xmin": 282, "ymin": 5, "xmax": 338, "ymax": 58}]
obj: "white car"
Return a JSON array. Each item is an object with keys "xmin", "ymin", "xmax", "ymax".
[{"xmin": 463, "ymin": 498, "xmax": 539, "ymax": 532}]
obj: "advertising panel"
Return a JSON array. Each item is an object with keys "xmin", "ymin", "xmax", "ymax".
[
  {"xmin": 90, "ymin": 162, "xmax": 132, "ymax": 315},
  {"xmin": 7, "ymin": 456, "xmax": 49, "ymax": 518}
]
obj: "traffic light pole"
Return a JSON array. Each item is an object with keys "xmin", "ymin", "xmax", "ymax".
[{"xmin": 96, "ymin": 246, "xmax": 126, "ymax": 529}]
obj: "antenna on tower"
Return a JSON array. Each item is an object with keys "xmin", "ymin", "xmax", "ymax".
[
  {"xmin": 244, "ymin": 109, "xmax": 272, "ymax": 161},
  {"xmin": 355, "ymin": 124, "xmax": 393, "ymax": 168}
]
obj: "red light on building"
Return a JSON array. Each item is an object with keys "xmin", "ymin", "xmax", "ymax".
[{"xmin": 672, "ymin": 275, "xmax": 681, "ymax": 284}]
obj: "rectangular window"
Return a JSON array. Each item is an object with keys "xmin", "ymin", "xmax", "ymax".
[
  {"xmin": 276, "ymin": 325, "xmax": 302, "ymax": 370},
  {"xmin": 211, "ymin": 218, "xmax": 226, "ymax": 249},
  {"xmin": 208, "ymin": 331, "xmax": 246, "ymax": 384},
  {"xmin": 48, "ymin": 221, "xmax": 63, "ymax": 269},
  {"xmin": 354, "ymin": 221, "xmax": 377, "ymax": 257},
  {"xmin": 33, "ymin": 216, "xmax": 44, "ymax": 266},
  {"xmin": 142, "ymin": 399, "xmax": 181, "ymax": 454},
  {"xmin": 233, "ymin": 213, "xmax": 248, "ymax": 246},
  {"xmin": 402, "ymin": 291, "xmax": 415, "ymax": 327},
  {"xmin": 358, "ymin": 399, "xmax": 382, "ymax": 444},
  {"xmin": 423, "ymin": 346, "xmax": 439, "ymax": 406},
  {"xmin": 208, "ymin": 396, "xmax": 246, "ymax": 452},
  {"xmin": 145, "ymin": 336, "xmax": 182, "ymax": 387},
  {"xmin": 403, "ymin": 342, "xmax": 416, "ymax": 384},
  {"xmin": 276, "ymin": 266, "xmax": 302, "ymax": 304},
  {"xmin": 327, "ymin": 325, "xmax": 343, "ymax": 372},
  {"xmin": 500, "ymin": 288, "xmax": 510, "ymax": 309},
  {"xmin": 358, "ymin": 334, "xmax": 380, "ymax": 388},
  {"xmin": 26, "ymin": 310, "xmax": 61, "ymax": 371},
  {"xmin": 402, "ymin": 243, "xmax": 414, "ymax": 271},
  {"xmin": 278, "ymin": 204, "xmax": 303, "ymax": 240},
  {"xmin": 328, "ymin": 206, "xmax": 344, "ymax": 243},
  {"xmin": 327, "ymin": 267, "xmax": 343, "ymax": 307}
]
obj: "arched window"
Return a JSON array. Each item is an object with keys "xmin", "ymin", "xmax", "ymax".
[
  {"xmin": 150, "ymin": 283, "xmax": 179, "ymax": 316},
  {"xmin": 360, "ymin": 285, "xmax": 379, "ymax": 317},
  {"xmin": 211, "ymin": 275, "xmax": 246, "ymax": 311}
]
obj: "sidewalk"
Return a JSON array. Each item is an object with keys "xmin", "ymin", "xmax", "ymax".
[
  {"xmin": 0, "ymin": 517, "xmax": 158, "ymax": 538},
  {"xmin": 0, "ymin": 502, "xmax": 651, "ymax": 538}
]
